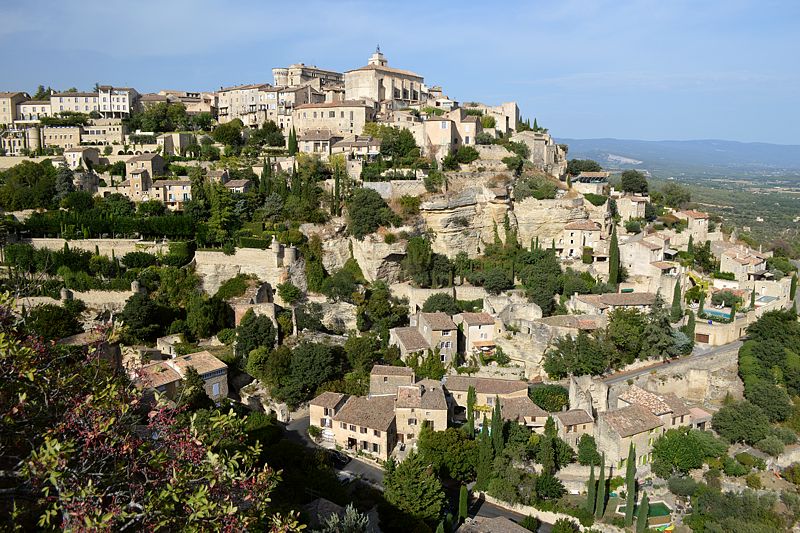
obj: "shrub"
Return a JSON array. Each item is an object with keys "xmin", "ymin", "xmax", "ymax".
[
  {"xmin": 668, "ymin": 476, "xmax": 698, "ymax": 496},
  {"xmin": 735, "ymin": 452, "xmax": 766, "ymax": 471},
  {"xmin": 239, "ymin": 236, "xmax": 272, "ymax": 249},
  {"xmin": 217, "ymin": 328, "xmax": 235, "ymax": 345},
  {"xmin": 308, "ymin": 425, "xmax": 322, "ymax": 441},
  {"xmin": 722, "ymin": 456, "xmax": 749, "ymax": 477},
  {"xmin": 384, "ymin": 233, "xmax": 397, "ymax": 245},
  {"xmin": 583, "ymin": 193, "xmax": 607, "ymax": 206},
  {"xmin": 455, "ymin": 146, "xmax": 480, "ymax": 165},
  {"xmin": 122, "ymin": 251, "xmax": 158, "ymax": 269},
  {"xmin": 515, "ymin": 175, "xmax": 557, "ymax": 201},
  {"xmin": 215, "ymin": 274, "xmax": 250, "ymax": 300},
  {"xmin": 745, "ymin": 473, "xmax": 762, "ymax": 489},
  {"xmin": 398, "ymin": 195, "xmax": 420, "ymax": 217},
  {"xmin": 783, "ymin": 463, "xmax": 800, "ymax": 485},
  {"xmin": 624, "ymin": 220, "xmax": 641, "ymax": 234},
  {"xmin": 771, "ymin": 427, "xmax": 798, "ymax": 445},
  {"xmin": 476, "ymin": 132, "xmax": 494, "ymax": 145},
  {"xmin": 755, "ymin": 435, "xmax": 785, "ymax": 456}
]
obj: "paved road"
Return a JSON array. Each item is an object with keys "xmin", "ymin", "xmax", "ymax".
[
  {"xmin": 284, "ymin": 415, "xmax": 385, "ymax": 487},
  {"xmin": 602, "ymin": 339, "xmax": 743, "ymax": 386}
]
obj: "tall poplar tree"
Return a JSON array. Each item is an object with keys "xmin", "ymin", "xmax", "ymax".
[
  {"xmin": 466, "ymin": 385, "xmax": 476, "ymax": 438},
  {"xmin": 624, "ymin": 443, "xmax": 637, "ymax": 526},
  {"xmin": 609, "ymin": 226, "xmax": 620, "ymax": 285}
]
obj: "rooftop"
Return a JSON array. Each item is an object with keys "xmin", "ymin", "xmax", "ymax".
[
  {"xmin": 298, "ymin": 129, "xmax": 340, "ymax": 141},
  {"xmin": 137, "ymin": 361, "xmax": 181, "ymax": 389},
  {"xmin": 345, "ymin": 63, "xmax": 424, "ymax": 80},
  {"xmin": 575, "ymin": 292, "xmax": 657, "ymax": 309},
  {"xmin": 333, "ymin": 394, "xmax": 396, "ymax": 431},
  {"xmin": 310, "ymin": 391, "xmax": 347, "ymax": 409},
  {"xmin": 127, "ymin": 153, "xmax": 162, "ymax": 162},
  {"xmin": 370, "ymin": 364, "xmax": 414, "ymax": 377},
  {"xmin": 555, "ymin": 409, "xmax": 594, "ymax": 426},
  {"xmin": 396, "ymin": 380, "xmax": 447, "ymax": 410},
  {"xmin": 419, "ymin": 312, "xmax": 457, "ymax": 331},
  {"xmin": 602, "ymin": 404, "xmax": 663, "ymax": 438},
  {"xmin": 168, "ymin": 350, "xmax": 227, "ymax": 377},
  {"xmin": 444, "ymin": 376, "xmax": 528, "ymax": 396},
  {"xmin": 391, "ymin": 327, "xmax": 430, "ymax": 352},
  {"xmin": 618, "ymin": 385, "xmax": 673, "ymax": 415},
  {"xmin": 680, "ymin": 209, "xmax": 709, "ymax": 220},
  {"xmin": 564, "ymin": 220, "xmax": 601, "ymax": 231},
  {"xmin": 459, "ymin": 312, "xmax": 495, "ymax": 326},
  {"xmin": 294, "ymin": 99, "xmax": 373, "ymax": 110},
  {"xmin": 456, "ymin": 516, "xmax": 531, "ymax": 533},
  {"xmin": 224, "ymin": 179, "xmax": 251, "ymax": 188},
  {"xmin": 500, "ymin": 396, "xmax": 547, "ymax": 423}
]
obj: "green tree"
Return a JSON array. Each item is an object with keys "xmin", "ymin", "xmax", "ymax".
[
  {"xmin": 119, "ymin": 292, "xmax": 171, "ymax": 343},
  {"xmin": 466, "ymin": 385, "xmax": 477, "ymax": 438},
  {"xmin": 651, "ymin": 428, "xmax": 728, "ymax": 478},
  {"xmin": 625, "ymin": 443, "xmax": 637, "ymax": 526},
  {"xmin": 475, "ymin": 416, "xmax": 493, "ymax": 491},
  {"xmin": 671, "ymin": 279, "xmax": 683, "ymax": 322},
  {"xmin": 206, "ymin": 182, "xmax": 234, "ymax": 244},
  {"xmin": 595, "ymin": 453, "xmax": 606, "ymax": 518},
  {"xmin": 586, "ymin": 462, "xmax": 596, "ymax": 514},
  {"xmin": 711, "ymin": 400, "xmax": 771, "ymax": 445},
  {"xmin": 418, "ymin": 426, "xmax": 478, "ymax": 482},
  {"xmin": 236, "ymin": 309, "xmax": 276, "ymax": 359},
  {"xmin": 567, "ymin": 159, "xmax": 602, "ymax": 176},
  {"xmin": 211, "ymin": 120, "xmax": 243, "ymax": 147},
  {"xmin": 551, "ymin": 518, "xmax": 579, "ymax": 533},
  {"xmin": 520, "ymin": 515, "xmax": 540, "ymax": 532},
  {"xmin": 347, "ymin": 187, "xmax": 397, "ymax": 239},
  {"xmin": 54, "ymin": 165, "xmax": 75, "ymax": 202},
  {"xmin": 383, "ymin": 452, "xmax": 446, "ymax": 522},
  {"xmin": 403, "ymin": 236, "xmax": 433, "ymax": 287},
  {"xmin": 635, "ymin": 491, "xmax": 649, "ymax": 533},
  {"xmin": 791, "ymin": 273, "xmax": 797, "ymax": 301},
  {"xmin": 492, "ymin": 396, "xmax": 504, "ymax": 456},
  {"xmin": 176, "ymin": 366, "xmax": 214, "ymax": 411},
  {"xmin": 642, "ymin": 295, "xmax": 679, "ymax": 360},
  {"xmin": 24, "ymin": 303, "xmax": 82, "ymax": 341},
  {"xmin": 620, "ymin": 170, "xmax": 648, "ymax": 194},
  {"xmin": 459, "ymin": 485, "xmax": 469, "ymax": 522},
  {"xmin": 288, "ymin": 126, "xmax": 298, "ymax": 155},
  {"xmin": 529, "ymin": 384, "xmax": 569, "ymax": 412},
  {"xmin": 422, "ymin": 293, "xmax": 461, "ymax": 315},
  {"xmin": 687, "ymin": 234, "xmax": 694, "ymax": 255},
  {"xmin": 483, "ymin": 268, "xmax": 514, "ymax": 295},
  {"xmin": 682, "ymin": 310, "xmax": 696, "ymax": 343},
  {"xmin": 315, "ymin": 504, "xmax": 369, "ymax": 533},
  {"xmin": 609, "ymin": 226, "xmax": 620, "ymax": 285},
  {"xmin": 660, "ymin": 182, "xmax": 691, "ymax": 208},
  {"xmin": 577, "ymin": 434, "xmax": 602, "ymax": 466}
]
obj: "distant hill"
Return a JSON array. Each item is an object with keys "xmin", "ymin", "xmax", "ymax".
[{"xmin": 556, "ymin": 138, "xmax": 800, "ymax": 177}]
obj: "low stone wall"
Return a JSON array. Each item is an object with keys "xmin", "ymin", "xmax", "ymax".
[
  {"xmin": 16, "ymin": 289, "xmax": 133, "ymax": 312},
  {"xmin": 479, "ymin": 493, "xmax": 603, "ymax": 532},
  {"xmin": 193, "ymin": 246, "xmax": 302, "ymax": 295},
  {"xmin": 389, "ymin": 283, "xmax": 487, "ymax": 312},
  {"xmin": 26, "ymin": 238, "xmax": 171, "ymax": 257},
  {"xmin": 363, "ymin": 179, "xmax": 427, "ymax": 200}
]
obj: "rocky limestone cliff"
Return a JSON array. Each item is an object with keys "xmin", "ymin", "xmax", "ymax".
[
  {"xmin": 420, "ymin": 187, "xmax": 511, "ymax": 258},
  {"xmin": 514, "ymin": 195, "xmax": 589, "ymax": 246},
  {"xmin": 194, "ymin": 246, "xmax": 302, "ymax": 295}
]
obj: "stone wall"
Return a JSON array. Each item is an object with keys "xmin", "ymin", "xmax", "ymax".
[
  {"xmin": 478, "ymin": 494, "xmax": 607, "ymax": 532},
  {"xmin": 26, "ymin": 238, "xmax": 171, "ymax": 257},
  {"xmin": 16, "ymin": 289, "xmax": 133, "ymax": 313},
  {"xmin": 363, "ymin": 180, "xmax": 427, "ymax": 200},
  {"xmin": 388, "ymin": 283, "xmax": 487, "ymax": 312},
  {"xmin": 193, "ymin": 245, "xmax": 301, "ymax": 295}
]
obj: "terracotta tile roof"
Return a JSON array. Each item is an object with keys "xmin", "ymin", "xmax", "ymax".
[
  {"xmin": 564, "ymin": 220, "xmax": 600, "ymax": 231},
  {"xmin": 0, "ymin": 92, "xmax": 27, "ymax": 98},
  {"xmin": 127, "ymin": 153, "xmax": 162, "ymax": 162},
  {"xmin": 500, "ymin": 396, "xmax": 547, "ymax": 422},
  {"xmin": 370, "ymin": 364, "xmax": 414, "ymax": 377},
  {"xmin": 457, "ymin": 516, "xmax": 531, "ymax": 533},
  {"xmin": 660, "ymin": 392, "xmax": 690, "ymax": 417},
  {"xmin": 333, "ymin": 395, "xmax": 396, "ymax": 431},
  {"xmin": 650, "ymin": 261, "xmax": 676, "ymax": 270},
  {"xmin": 224, "ymin": 179, "xmax": 251, "ymax": 188},
  {"xmin": 444, "ymin": 376, "xmax": 528, "ymax": 396},
  {"xmin": 19, "ymin": 100, "xmax": 50, "ymax": 105},
  {"xmin": 167, "ymin": 350, "xmax": 227, "ymax": 377},
  {"xmin": 395, "ymin": 380, "xmax": 447, "ymax": 410},
  {"xmin": 137, "ymin": 361, "xmax": 181, "ymax": 388},
  {"xmin": 680, "ymin": 209, "xmax": 709, "ymax": 220},
  {"xmin": 391, "ymin": 327, "xmax": 430, "ymax": 352},
  {"xmin": 618, "ymin": 385, "xmax": 672, "ymax": 415},
  {"xmin": 420, "ymin": 312, "xmax": 457, "ymax": 331},
  {"xmin": 555, "ymin": 409, "xmax": 594, "ymax": 426},
  {"xmin": 64, "ymin": 146, "xmax": 96, "ymax": 153},
  {"xmin": 53, "ymin": 91, "xmax": 97, "ymax": 97},
  {"xmin": 602, "ymin": 404, "xmax": 663, "ymax": 437},
  {"xmin": 310, "ymin": 391, "xmax": 347, "ymax": 409},
  {"xmin": 638, "ymin": 239, "xmax": 663, "ymax": 250},
  {"xmin": 576, "ymin": 292, "xmax": 657, "ymax": 309},
  {"xmin": 298, "ymin": 128, "xmax": 340, "ymax": 142},
  {"xmin": 459, "ymin": 312, "xmax": 495, "ymax": 326}
]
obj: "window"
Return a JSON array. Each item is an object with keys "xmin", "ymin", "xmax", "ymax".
[
  {"xmin": 340, "ymin": 422, "xmax": 346, "ymax": 429},
  {"xmin": 442, "ymin": 330, "xmax": 451, "ymax": 336},
  {"xmin": 487, "ymin": 397, "xmax": 494, "ymax": 406},
  {"xmin": 349, "ymin": 424, "xmax": 356, "ymax": 432},
  {"xmin": 440, "ymin": 121, "xmax": 447, "ymax": 129},
  {"xmin": 372, "ymin": 443, "xmax": 379, "ymax": 453},
  {"xmin": 374, "ymin": 430, "xmax": 380, "ymax": 437},
  {"xmin": 329, "ymin": 111, "xmax": 335, "ymax": 118},
  {"xmin": 361, "ymin": 441, "xmax": 369, "ymax": 450},
  {"xmin": 360, "ymin": 427, "xmax": 367, "ymax": 434},
  {"xmin": 408, "ymin": 418, "xmax": 417, "ymax": 426}
]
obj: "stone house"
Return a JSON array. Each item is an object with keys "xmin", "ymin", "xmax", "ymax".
[
  {"xmin": 388, "ymin": 326, "xmax": 430, "ymax": 360},
  {"xmin": 0, "ymin": 91, "xmax": 29, "ymax": 126},
  {"xmin": 292, "ymin": 100, "xmax": 376, "ymax": 137},
  {"xmin": 153, "ymin": 179, "xmax": 192, "ymax": 210},
  {"xmin": 443, "ymin": 375, "xmax": 529, "ymax": 424},
  {"xmin": 332, "ymin": 395, "xmax": 397, "ymax": 461},
  {"xmin": 135, "ymin": 350, "xmax": 228, "ymax": 401},
  {"xmin": 567, "ymin": 292, "xmax": 656, "ymax": 315},
  {"xmin": 63, "ymin": 146, "xmax": 99, "ymax": 170},
  {"xmin": 674, "ymin": 209, "xmax": 709, "ymax": 242},
  {"xmin": 126, "ymin": 152, "xmax": 165, "ymax": 178},
  {"xmin": 344, "ymin": 48, "xmax": 425, "ymax": 109},
  {"xmin": 559, "ymin": 220, "xmax": 601, "ymax": 259},
  {"xmin": 223, "ymin": 179, "xmax": 252, "ymax": 194},
  {"xmin": 298, "ymin": 129, "xmax": 343, "ymax": 159},
  {"xmin": 500, "ymin": 396, "xmax": 548, "ymax": 432},
  {"xmin": 617, "ymin": 386, "xmax": 691, "ymax": 430},
  {"xmin": 554, "ymin": 409, "xmax": 594, "ymax": 449},
  {"xmin": 394, "ymin": 380, "xmax": 448, "ymax": 444},
  {"xmin": 720, "ymin": 247, "xmax": 769, "ymax": 282},
  {"xmin": 596, "ymin": 404, "xmax": 664, "ymax": 471},
  {"xmin": 331, "ymin": 135, "xmax": 382, "ymax": 160},
  {"xmin": 369, "ymin": 365, "xmax": 415, "ymax": 396},
  {"xmin": 41, "ymin": 125, "xmax": 82, "ymax": 150},
  {"xmin": 413, "ymin": 312, "xmax": 458, "ymax": 364},
  {"xmin": 157, "ymin": 132, "xmax": 195, "ymax": 156},
  {"xmin": 309, "ymin": 391, "xmax": 348, "ymax": 443},
  {"xmin": 452, "ymin": 312, "xmax": 496, "ymax": 354},
  {"xmin": 614, "ymin": 194, "xmax": 648, "ymax": 221}
]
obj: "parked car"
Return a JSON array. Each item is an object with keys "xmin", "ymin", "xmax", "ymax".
[{"xmin": 328, "ymin": 450, "xmax": 351, "ymax": 469}]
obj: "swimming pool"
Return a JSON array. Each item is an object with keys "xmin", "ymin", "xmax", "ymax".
[
  {"xmin": 617, "ymin": 500, "xmax": 672, "ymax": 517},
  {"xmin": 703, "ymin": 308, "xmax": 732, "ymax": 319}
]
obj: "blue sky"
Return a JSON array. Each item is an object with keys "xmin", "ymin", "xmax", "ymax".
[{"xmin": 1, "ymin": 0, "xmax": 798, "ymax": 144}]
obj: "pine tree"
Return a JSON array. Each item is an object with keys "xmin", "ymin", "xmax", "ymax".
[
  {"xmin": 624, "ymin": 443, "xmax": 636, "ymax": 526},
  {"xmin": 635, "ymin": 491, "xmax": 649, "ymax": 533},
  {"xmin": 609, "ymin": 226, "xmax": 620, "ymax": 285},
  {"xmin": 586, "ymin": 462, "xmax": 596, "ymax": 514},
  {"xmin": 594, "ymin": 453, "xmax": 606, "ymax": 519},
  {"xmin": 475, "ymin": 415, "xmax": 493, "ymax": 491},
  {"xmin": 687, "ymin": 234, "xmax": 694, "ymax": 255},
  {"xmin": 491, "ymin": 396, "xmax": 504, "ymax": 456},
  {"xmin": 670, "ymin": 279, "xmax": 683, "ymax": 322},
  {"xmin": 466, "ymin": 385, "xmax": 476, "ymax": 438},
  {"xmin": 458, "ymin": 484, "xmax": 468, "ymax": 521}
]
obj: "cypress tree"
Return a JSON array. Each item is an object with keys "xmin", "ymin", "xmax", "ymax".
[
  {"xmin": 566, "ymin": 174, "xmax": 571, "ymax": 188},
  {"xmin": 466, "ymin": 385, "xmax": 476, "ymax": 438},
  {"xmin": 586, "ymin": 462, "xmax": 596, "ymax": 514},
  {"xmin": 491, "ymin": 396, "xmax": 504, "ymax": 456},
  {"xmin": 687, "ymin": 234, "xmax": 694, "ymax": 255},
  {"xmin": 609, "ymin": 226, "xmax": 620, "ymax": 285},
  {"xmin": 670, "ymin": 279, "xmax": 682, "ymax": 322},
  {"xmin": 624, "ymin": 443, "xmax": 636, "ymax": 526},
  {"xmin": 475, "ymin": 415, "xmax": 493, "ymax": 491},
  {"xmin": 635, "ymin": 491, "xmax": 649, "ymax": 533},
  {"xmin": 288, "ymin": 126, "xmax": 298, "ymax": 155},
  {"xmin": 533, "ymin": 118, "xmax": 538, "ymax": 131},
  {"xmin": 791, "ymin": 273, "xmax": 797, "ymax": 301},
  {"xmin": 683, "ymin": 310, "xmax": 696, "ymax": 341},
  {"xmin": 750, "ymin": 287, "xmax": 756, "ymax": 308},
  {"xmin": 459, "ymin": 484, "xmax": 469, "ymax": 521},
  {"xmin": 595, "ymin": 453, "xmax": 606, "ymax": 519},
  {"xmin": 698, "ymin": 291, "xmax": 705, "ymax": 315}
]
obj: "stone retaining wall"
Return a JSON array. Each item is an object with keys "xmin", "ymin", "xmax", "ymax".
[{"xmin": 26, "ymin": 238, "xmax": 171, "ymax": 257}]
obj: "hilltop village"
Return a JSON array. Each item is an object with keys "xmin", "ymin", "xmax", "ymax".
[{"xmin": 1, "ymin": 49, "xmax": 799, "ymax": 532}]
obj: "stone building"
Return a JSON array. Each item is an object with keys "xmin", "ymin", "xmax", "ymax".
[
  {"xmin": 394, "ymin": 379, "xmax": 448, "ymax": 444},
  {"xmin": 344, "ymin": 48, "xmax": 425, "ymax": 109},
  {"xmin": 559, "ymin": 219, "xmax": 601, "ymax": 259},
  {"xmin": 126, "ymin": 152, "xmax": 165, "ymax": 177},
  {"xmin": 298, "ymin": 129, "xmax": 343, "ymax": 158},
  {"xmin": 0, "ymin": 91, "xmax": 28, "ymax": 126},
  {"xmin": 63, "ymin": 146, "xmax": 99, "ymax": 170},
  {"xmin": 135, "ymin": 350, "xmax": 228, "ymax": 401},
  {"xmin": 567, "ymin": 292, "xmax": 656, "ymax": 315},
  {"xmin": 272, "ymin": 63, "xmax": 344, "ymax": 90},
  {"xmin": 332, "ymin": 394, "xmax": 397, "ymax": 461},
  {"xmin": 553, "ymin": 409, "xmax": 594, "ymax": 449},
  {"xmin": 309, "ymin": 391, "xmax": 348, "ymax": 443},
  {"xmin": 369, "ymin": 365, "xmax": 415, "ymax": 396},
  {"xmin": 292, "ymin": 100, "xmax": 376, "ymax": 137},
  {"xmin": 452, "ymin": 312, "xmax": 496, "ymax": 354},
  {"xmin": 443, "ymin": 375, "xmax": 529, "ymax": 424},
  {"xmin": 674, "ymin": 209, "xmax": 709, "ymax": 242}
]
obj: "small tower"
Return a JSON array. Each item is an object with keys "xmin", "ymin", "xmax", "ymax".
[{"xmin": 368, "ymin": 45, "xmax": 388, "ymax": 67}]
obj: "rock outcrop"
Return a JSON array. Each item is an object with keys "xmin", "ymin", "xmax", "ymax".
[
  {"xmin": 514, "ymin": 195, "xmax": 589, "ymax": 246},
  {"xmin": 193, "ymin": 245, "xmax": 301, "ymax": 295}
]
